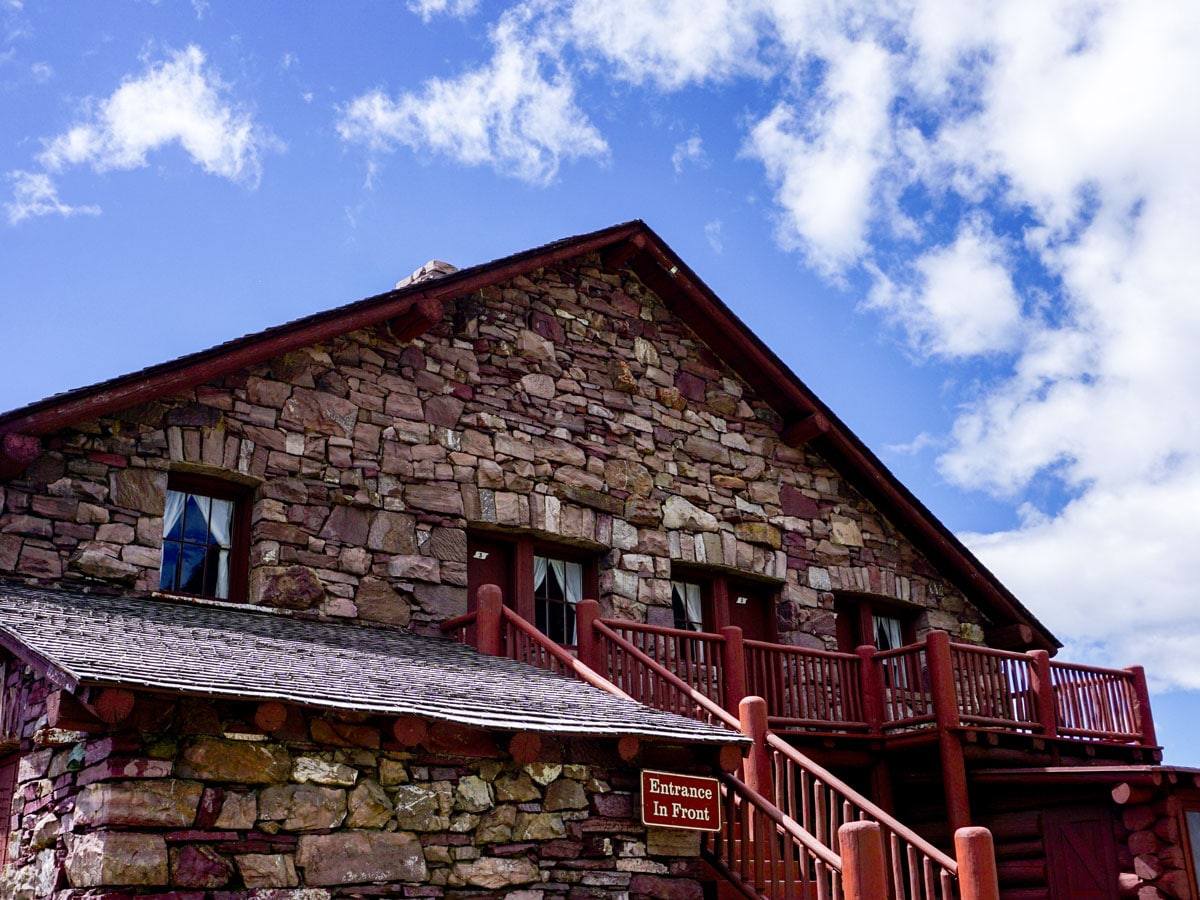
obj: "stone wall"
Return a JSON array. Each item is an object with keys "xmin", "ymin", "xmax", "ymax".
[
  {"xmin": 1115, "ymin": 794, "xmax": 1195, "ymax": 899},
  {"xmin": 3, "ymin": 665, "xmax": 706, "ymax": 900},
  {"xmin": 0, "ymin": 252, "xmax": 990, "ymax": 646}
]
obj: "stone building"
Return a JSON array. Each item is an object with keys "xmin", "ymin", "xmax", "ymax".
[{"xmin": 0, "ymin": 220, "xmax": 1196, "ymax": 899}]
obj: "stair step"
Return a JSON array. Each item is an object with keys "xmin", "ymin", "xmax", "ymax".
[{"xmin": 999, "ymin": 889, "xmax": 1049, "ymax": 900}]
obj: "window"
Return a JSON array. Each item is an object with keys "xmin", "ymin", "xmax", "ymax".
[
  {"xmin": 534, "ymin": 556, "xmax": 584, "ymax": 644},
  {"xmin": 835, "ymin": 596, "xmax": 917, "ymax": 653},
  {"xmin": 671, "ymin": 580, "xmax": 705, "ymax": 632},
  {"xmin": 159, "ymin": 474, "xmax": 249, "ymax": 601},
  {"xmin": 467, "ymin": 533, "xmax": 598, "ymax": 645}
]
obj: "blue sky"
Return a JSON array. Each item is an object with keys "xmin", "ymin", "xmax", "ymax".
[{"xmin": 4, "ymin": 0, "xmax": 1200, "ymax": 763}]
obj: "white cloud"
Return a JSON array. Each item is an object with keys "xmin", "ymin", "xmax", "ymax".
[
  {"xmin": 4, "ymin": 170, "xmax": 100, "ymax": 224},
  {"xmin": 704, "ymin": 219, "xmax": 723, "ymax": 253},
  {"xmin": 671, "ymin": 136, "xmax": 706, "ymax": 173},
  {"xmin": 407, "ymin": 0, "xmax": 480, "ymax": 21},
  {"xmin": 867, "ymin": 222, "xmax": 1024, "ymax": 359},
  {"xmin": 743, "ymin": 38, "xmax": 895, "ymax": 274},
  {"xmin": 30, "ymin": 60, "xmax": 50, "ymax": 81},
  {"xmin": 37, "ymin": 46, "xmax": 272, "ymax": 186},
  {"xmin": 566, "ymin": 0, "xmax": 768, "ymax": 89},
  {"xmin": 337, "ymin": 7, "xmax": 607, "ymax": 185}
]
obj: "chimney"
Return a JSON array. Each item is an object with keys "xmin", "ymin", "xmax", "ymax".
[{"xmin": 396, "ymin": 259, "xmax": 458, "ymax": 289}]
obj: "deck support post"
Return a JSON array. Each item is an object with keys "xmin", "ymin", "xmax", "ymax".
[
  {"xmin": 840, "ymin": 821, "xmax": 887, "ymax": 900},
  {"xmin": 954, "ymin": 826, "xmax": 1000, "ymax": 900},
  {"xmin": 738, "ymin": 696, "xmax": 772, "ymax": 800},
  {"xmin": 926, "ymin": 630, "xmax": 972, "ymax": 833},
  {"xmin": 857, "ymin": 644, "xmax": 884, "ymax": 735},
  {"xmin": 1126, "ymin": 665, "xmax": 1158, "ymax": 747},
  {"xmin": 575, "ymin": 599, "xmax": 601, "ymax": 671},
  {"xmin": 476, "ymin": 584, "xmax": 504, "ymax": 657},
  {"xmin": 1028, "ymin": 649, "xmax": 1058, "ymax": 740},
  {"xmin": 721, "ymin": 626, "xmax": 746, "ymax": 714}
]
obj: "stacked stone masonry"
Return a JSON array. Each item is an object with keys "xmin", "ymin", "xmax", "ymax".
[
  {"xmin": 0, "ymin": 253, "xmax": 990, "ymax": 647},
  {"xmin": 2, "ymin": 663, "xmax": 707, "ymax": 900}
]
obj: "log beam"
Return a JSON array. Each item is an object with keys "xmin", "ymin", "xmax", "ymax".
[
  {"xmin": 0, "ymin": 433, "xmax": 41, "ymax": 480},
  {"xmin": 388, "ymin": 297, "xmax": 444, "ymax": 343},
  {"xmin": 781, "ymin": 413, "xmax": 829, "ymax": 447},
  {"xmin": 986, "ymin": 624, "xmax": 1035, "ymax": 650},
  {"xmin": 93, "ymin": 688, "xmax": 135, "ymax": 724},
  {"xmin": 46, "ymin": 690, "xmax": 105, "ymax": 732}
]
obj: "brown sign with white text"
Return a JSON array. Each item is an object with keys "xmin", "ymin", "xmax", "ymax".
[{"xmin": 640, "ymin": 769, "xmax": 721, "ymax": 831}]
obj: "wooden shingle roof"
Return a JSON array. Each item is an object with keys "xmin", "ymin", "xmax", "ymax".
[{"xmin": 0, "ymin": 583, "xmax": 741, "ymax": 745}]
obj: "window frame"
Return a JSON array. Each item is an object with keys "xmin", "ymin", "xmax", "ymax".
[
  {"xmin": 835, "ymin": 593, "xmax": 919, "ymax": 653},
  {"xmin": 159, "ymin": 472, "xmax": 252, "ymax": 603}
]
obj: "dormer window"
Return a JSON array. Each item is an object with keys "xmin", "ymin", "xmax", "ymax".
[{"xmin": 159, "ymin": 474, "xmax": 250, "ymax": 601}]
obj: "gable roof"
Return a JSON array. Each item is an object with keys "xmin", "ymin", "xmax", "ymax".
[
  {"xmin": 0, "ymin": 220, "xmax": 1058, "ymax": 651},
  {"xmin": 0, "ymin": 582, "xmax": 741, "ymax": 744}
]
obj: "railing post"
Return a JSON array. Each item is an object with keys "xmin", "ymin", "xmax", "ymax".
[
  {"xmin": 575, "ymin": 599, "xmax": 601, "ymax": 671},
  {"xmin": 721, "ymin": 626, "xmax": 746, "ymax": 715},
  {"xmin": 857, "ymin": 644, "xmax": 884, "ymax": 734},
  {"xmin": 926, "ymin": 630, "xmax": 972, "ymax": 832},
  {"xmin": 1028, "ymin": 649, "xmax": 1058, "ymax": 740},
  {"xmin": 738, "ymin": 696, "xmax": 771, "ymax": 800},
  {"xmin": 1125, "ymin": 665, "xmax": 1158, "ymax": 747},
  {"xmin": 840, "ymin": 821, "xmax": 887, "ymax": 900},
  {"xmin": 955, "ymin": 826, "xmax": 1000, "ymax": 900},
  {"xmin": 476, "ymin": 584, "xmax": 503, "ymax": 657}
]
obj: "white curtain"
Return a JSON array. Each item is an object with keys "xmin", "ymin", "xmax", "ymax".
[
  {"xmin": 875, "ymin": 615, "xmax": 904, "ymax": 651},
  {"xmin": 672, "ymin": 581, "xmax": 703, "ymax": 630},
  {"xmin": 205, "ymin": 497, "xmax": 234, "ymax": 599},
  {"xmin": 533, "ymin": 556, "xmax": 549, "ymax": 593},
  {"xmin": 163, "ymin": 490, "xmax": 186, "ymax": 542}
]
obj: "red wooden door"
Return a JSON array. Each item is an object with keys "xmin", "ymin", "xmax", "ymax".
[
  {"xmin": 467, "ymin": 535, "xmax": 512, "ymax": 612},
  {"xmin": 726, "ymin": 580, "xmax": 776, "ymax": 643},
  {"xmin": 1044, "ymin": 806, "xmax": 1119, "ymax": 899}
]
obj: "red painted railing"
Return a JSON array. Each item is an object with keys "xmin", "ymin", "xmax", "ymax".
[
  {"xmin": 766, "ymin": 733, "xmax": 957, "ymax": 900},
  {"xmin": 876, "ymin": 644, "xmax": 935, "ymax": 732},
  {"xmin": 745, "ymin": 640, "xmax": 869, "ymax": 732},
  {"xmin": 950, "ymin": 644, "xmax": 1040, "ymax": 732},
  {"xmin": 1049, "ymin": 660, "xmax": 1142, "ymax": 742},
  {"xmin": 706, "ymin": 770, "xmax": 843, "ymax": 900},
  {"xmin": 604, "ymin": 621, "xmax": 727, "ymax": 708}
]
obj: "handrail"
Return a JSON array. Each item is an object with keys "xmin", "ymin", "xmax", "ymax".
[
  {"xmin": 604, "ymin": 620, "xmax": 727, "ymax": 706},
  {"xmin": 441, "ymin": 606, "xmax": 637, "ymax": 701},
  {"xmin": 1049, "ymin": 658, "xmax": 1140, "ymax": 741},
  {"xmin": 705, "ymin": 770, "xmax": 843, "ymax": 900},
  {"xmin": 949, "ymin": 643, "xmax": 1040, "ymax": 732},
  {"xmin": 745, "ymin": 639, "xmax": 869, "ymax": 731},
  {"xmin": 766, "ymin": 732, "xmax": 958, "ymax": 900},
  {"xmin": 593, "ymin": 619, "xmax": 740, "ymax": 730}
]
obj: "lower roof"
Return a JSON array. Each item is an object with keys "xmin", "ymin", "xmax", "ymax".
[{"xmin": 0, "ymin": 582, "xmax": 741, "ymax": 746}]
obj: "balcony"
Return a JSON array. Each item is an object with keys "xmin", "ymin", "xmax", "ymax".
[{"xmin": 584, "ymin": 614, "xmax": 1158, "ymax": 760}]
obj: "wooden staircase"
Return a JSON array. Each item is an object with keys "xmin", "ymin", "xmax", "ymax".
[{"xmin": 444, "ymin": 589, "xmax": 1006, "ymax": 900}]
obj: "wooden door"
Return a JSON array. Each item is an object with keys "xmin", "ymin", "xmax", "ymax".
[
  {"xmin": 467, "ymin": 535, "xmax": 512, "ymax": 612},
  {"xmin": 1044, "ymin": 805, "xmax": 1119, "ymax": 899},
  {"xmin": 726, "ymin": 580, "xmax": 776, "ymax": 643}
]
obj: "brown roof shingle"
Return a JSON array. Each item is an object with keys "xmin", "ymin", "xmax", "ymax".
[{"xmin": 0, "ymin": 583, "xmax": 741, "ymax": 745}]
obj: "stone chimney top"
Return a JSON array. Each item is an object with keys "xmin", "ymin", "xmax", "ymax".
[{"xmin": 396, "ymin": 259, "xmax": 458, "ymax": 289}]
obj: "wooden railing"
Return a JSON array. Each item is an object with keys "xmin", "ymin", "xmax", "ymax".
[
  {"xmin": 586, "ymin": 615, "xmax": 1155, "ymax": 749},
  {"xmin": 605, "ymin": 621, "xmax": 727, "ymax": 708},
  {"xmin": 766, "ymin": 733, "xmax": 958, "ymax": 900},
  {"xmin": 745, "ymin": 640, "xmax": 869, "ymax": 732},
  {"xmin": 876, "ymin": 644, "xmax": 935, "ymax": 732},
  {"xmin": 706, "ymin": 770, "xmax": 844, "ymax": 900},
  {"xmin": 1050, "ymin": 660, "xmax": 1144, "ymax": 742},
  {"xmin": 950, "ymin": 644, "xmax": 1040, "ymax": 732}
]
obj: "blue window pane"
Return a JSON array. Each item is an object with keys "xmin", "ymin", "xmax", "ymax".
[
  {"xmin": 183, "ymin": 495, "xmax": 214, "ymax": 544},
  {"xmin": 178, "ymin": 544, "xmax": 208, "ymax": 595},
  {"xmin": 159, "ymin": 542, "xmax": 180, "ymax": 591}
]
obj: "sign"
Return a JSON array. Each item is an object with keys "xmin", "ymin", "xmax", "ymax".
[{"xmin": 640, "ymin": 769, "xmax": 721, "ymax": 831}]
